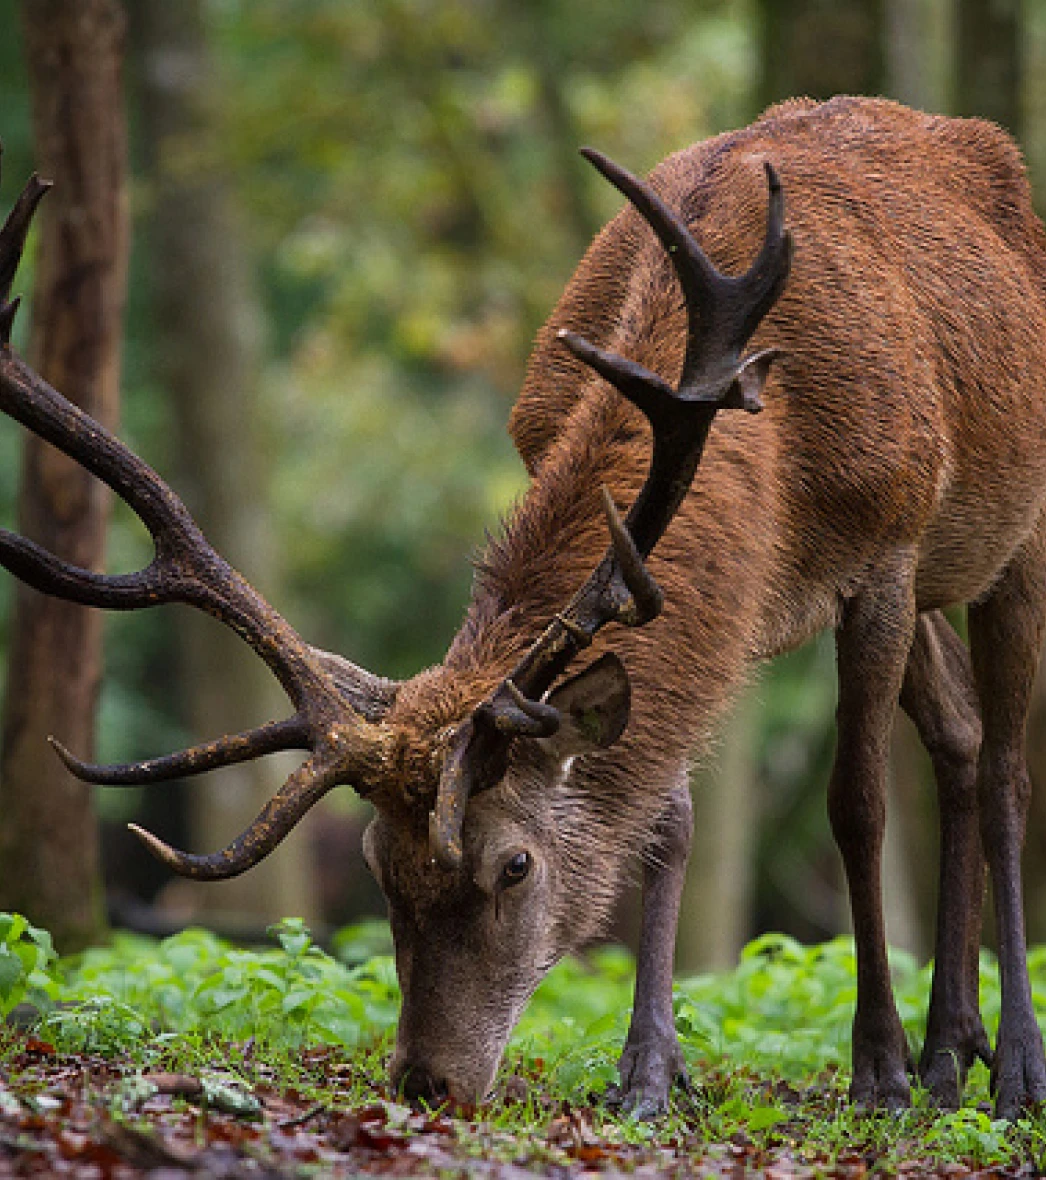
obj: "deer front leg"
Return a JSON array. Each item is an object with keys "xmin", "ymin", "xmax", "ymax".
[
  {"xmin": 829, "ymin": 575, "xmax": 916, "ymax": 1109},
  {"xmin": 606, "ymin": 778, "xmax": 693, "ymax": 1118},
  {"xmin": 899, "ymin": 611, "xmax": 990, "ymax": 1109}
]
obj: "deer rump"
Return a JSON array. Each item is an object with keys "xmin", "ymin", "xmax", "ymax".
[{"xmin": 2, "ymin": 95, "xmax": 1046, "ymax": 1118}]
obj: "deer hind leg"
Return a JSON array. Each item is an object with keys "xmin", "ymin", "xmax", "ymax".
[
  {"xmin": 829, "ymin": 562, "xmax": 917, "ymax": 1109},
  {"xmin": 968, "ymin": 518, "xmax": 1046, "ymax": 1119},
  {"xmin": 607, "ymin": 776, "xmax": 693, "ymax": 1119},
  {"xmin": 899, "ymin": 610, "xmax": 990, "ymax": 1108}
]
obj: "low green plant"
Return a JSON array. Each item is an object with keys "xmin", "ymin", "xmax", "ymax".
[
  {"xmin": 0, "ymin": 911, "xmax": 58, "ymax": 1019},
  {"xmin": 508, "ymin": 945, "xmax": 633, "ymax": 1097},
  {"xmin": 8, "ymin": 913, "xmax": 1046, "ymax": 1171},
  {"xmin": 673, "ymin": 933, "xmax": 920, "ymax": 1077},
  {"xmin": 923, "ymin": 1107, "xmax": 1016, "ymax": 1167},
  {"xmin": 49, "ymin": 917, "xmax": 398, "ymax": 1054}
]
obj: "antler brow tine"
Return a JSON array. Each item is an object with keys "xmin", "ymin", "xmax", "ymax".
[{"xmin": 48, "ymin": 716, "xmax": 312, "ymax": 785}]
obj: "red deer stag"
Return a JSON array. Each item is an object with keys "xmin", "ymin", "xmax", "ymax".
[{"xmin": 1, "ymin": 96, "xmax": 1045, "ymax": 1118}]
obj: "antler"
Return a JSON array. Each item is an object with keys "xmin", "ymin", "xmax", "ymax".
[
  {"xmin": 0, "ymin": 166, "xmax": 398, "ymax": 880},
  {"xmin": 430, "ymin": 151, "xmax": 792, "ymax": 867}
]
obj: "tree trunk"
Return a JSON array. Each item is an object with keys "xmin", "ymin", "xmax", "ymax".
[
  {"xmin": 1024, "ymin": 0, "xmax": 1046, "ymax": 195},
  {"xmin": 955, "ymin": 0, "xmax": 1021, "ymax": 135},
  {"xmin": 132, "ymin": 0, "xmax": 316, "ymax": 926},
  {"xmin": 0, "ymin": 0, "xmax": 127, "ymax": 952},
  {"xmin": 885, "ymin": 0, "xmax": 950, "ymax": 113},
  {"xmin": 757, "ymin": 0, "xmax": 885, "ymax": 109},
  {"xmin": 678, "ymin": 693, "xmax": 758, "ymax": 973}
]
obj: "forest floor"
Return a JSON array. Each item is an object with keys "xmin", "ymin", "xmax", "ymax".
[
  {"xmin": 2, "ymin": 1035, "xmax": 1043, "ymax": 1179},
  {"xmin": 4, "ymin": 921, "xmax": 1046, "ymax": 1176}
]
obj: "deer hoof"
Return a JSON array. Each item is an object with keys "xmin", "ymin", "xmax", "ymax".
[
  {"xmin": 605, "ymin": 1039, "xmax": 688, "ymax": 1119},
  {"xmin": 919, "ymin": 1017, "xmax": 992, "ymax": 1110},
  {"xmin": 849, "ymin": 1046, "xmax": 911, "ymax": 1111},
  {"xmin": 850, "ymin": 1012, "xmax": 912, "ymax": 1110},
  {"xmin": 991, "ymin": 1020, "xmax": 1046, "ymax": 1120}
]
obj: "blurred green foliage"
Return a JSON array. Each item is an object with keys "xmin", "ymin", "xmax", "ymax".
[
  {"xmin": 4, "ymin": 0, "xmax": 1046, "ymax": 946},
  {"xmin": 50, "ymin": 917, "xmax": 399, "ymax": 1051},
  {"xmin": 62, "ymin": 0, "xmax": 758, "ymax": 791},
  {"xmin": 0, "ymin": 912, "xmax": 57, "ymax": 1019},
  {"xmin": 200, "ymin": 0, "xmax": 754, "ymax": 674}
]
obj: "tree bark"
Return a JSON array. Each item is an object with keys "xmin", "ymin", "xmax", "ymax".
[
  {"xmin": 757, "ymin": 0, "xmax": 885, "ymax": 109},
  {"xmin": 132, "ymin": 0, "xmax": 316, "ymax": 926},
  {"xmin": 678, "ymin": 694, "xmax": 757, "ymax": 973},
  {"xmin": 885, "ymin": 0, "xmax": 950, "ymax": 113},
  {"xmin": 0, "ymin": 0, "xmax": 127, "ymax": 951},
  {"xmin": 955, "ymin": 0, "xmax": 1021, "ymax": 135}
]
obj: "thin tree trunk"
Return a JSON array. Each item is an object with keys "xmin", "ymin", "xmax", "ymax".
[
  {"xmin": 757, "ymin": 0, "xmax": 885, "ymax": 109},
  {"xmin": 885, "ymin": 0, "xmax": 951, "ymax": 112},
  {"xmin": 1023, "ymin": 0, "xmax": 1046, "ymax": 195},
  {"xmin": 955, "ymin": 0, "xmax": 1022, "ymax": 135},
  {"xmin": 887, "ymin": 715, "xmax": 934, "ymax": 958},
  {"xmin": 133, "ymin": 0, "xmax": 316, "ymax": 926},
  {"xmin": 678, "ymin": 693, "xmax": 758, "ymax": 973},
  {"xmin": 0, "ymin": 0, "xmax": 127, "ymax": 951}
]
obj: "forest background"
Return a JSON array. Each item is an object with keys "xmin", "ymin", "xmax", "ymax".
[{"xmin": 0, "ymin": 0, "xmax": 1041, "ymax": 969}]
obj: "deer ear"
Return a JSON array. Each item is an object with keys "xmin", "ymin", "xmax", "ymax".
[
  {"xmin": 722, "ymin": 346, "xmax": 783, "ymax": 413},
  {"xmin": 545, "ymin": 652, "xmax": 631, "ymax": 755}
]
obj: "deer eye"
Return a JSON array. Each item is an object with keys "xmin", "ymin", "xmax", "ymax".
[{"xmin": 499, "ymin": 851, "xmax": 532, "ymax": 888}]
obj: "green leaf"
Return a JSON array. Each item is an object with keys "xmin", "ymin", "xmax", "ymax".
[
  {"xmin": 746, "ymin": 1105, "xmax": 789, "ymax": 1131},
  {"xmin": 0, "ymin": 948, "xmax": 26, "ymax": 1006},
  {"xmin": 281, "ymin": 987, "xmax": 316, "ymax": 1014}
]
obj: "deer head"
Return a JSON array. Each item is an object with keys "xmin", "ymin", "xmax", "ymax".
[{"xmin": 0, "ymin": 147, "xmax": 789, "ymax": 1104}]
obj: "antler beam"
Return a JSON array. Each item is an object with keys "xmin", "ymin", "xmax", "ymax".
[
  {"xmin": 430, "ymin": 151, "xmax": 792, "ymax": 868},
  {"xmin": 0, "ymin": 167, "xmax": 398, "ymax": 881}
]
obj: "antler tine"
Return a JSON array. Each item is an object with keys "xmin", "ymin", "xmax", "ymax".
[
  {"xmin": 600, "ymin": 483, "xmax": 663, "ymax": 622},
  {"xmin": 0, "ymin": 172, "xmax": 51, "ymax": 336},
  {"xmin": 128, "ymin": 753, "xmax": 344, "ymax": 881},
  {"xmin": 580, "ymin": 148, "xmax": 724, "ymax": 343},
  {"xmin": 430, "ymin": 152, "xmax": 790, "ymax": 869},
  {"xmin": 0, "ymin": 179, "xmax": 202, "ymax": 563},
  {"xmin": 0, "ymin": 525, "xmax": 167, "ymax": 609},
  {"xmin": 430, "ymin": 724, "xmax": 490, "ymax": 870},
  {"xmin": 556, "ymin": 330, "xmax": 676, "ymax": 427},
  {"xmin": 0, "ymin": 170, "xmax": 399, "ymax": 882},
  {"xmin": 477, "ymin": 679, "xmax": 561, "ymax": 738},
  {"xmin": 577, "ymin": 151, "xmax": 791, "ymax": 394},
  {"xmin": 0, "ymin": 352, "xmax": 206, "ymax": 571},
  {"xmin": 49, "ymin": 715, "xmax": 311, "ymax": 785},
  {"xmin": 731, "ymin": 163, "xmax": 792, "ymax": 353}
]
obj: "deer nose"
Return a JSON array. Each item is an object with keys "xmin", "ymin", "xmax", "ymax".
[{"xmin": 393, "ymin": 1061, "xmax": 450, "ymax": 1108}]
